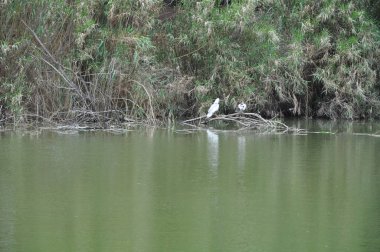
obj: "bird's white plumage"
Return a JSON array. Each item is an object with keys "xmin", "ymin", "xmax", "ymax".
[
  {"xmin": 207, "ymin": 98, "xmax": 220, "ymax": 118},
  {"xmin": 237, "ymin": 102, "xmax": 247, "ymax": 112}
]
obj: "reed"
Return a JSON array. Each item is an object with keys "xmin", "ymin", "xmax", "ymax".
[{"xmin": 1, "ymin": 0, "xmax": 379, "ymax": 126}]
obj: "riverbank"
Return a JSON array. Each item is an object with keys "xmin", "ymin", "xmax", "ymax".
[{"xmin": 1, "ymin": 0, "xmax": 380, "ymax": 124}]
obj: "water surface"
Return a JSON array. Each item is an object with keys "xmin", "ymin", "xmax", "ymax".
[{"xmin": 1, "ymin": 121, "xmax": 380, "ymax": 252}]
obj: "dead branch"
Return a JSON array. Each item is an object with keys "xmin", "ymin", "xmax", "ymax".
[
  {"xmin": 23, "ymin": 21, "xmax": 87, "ymax": 101},
  {"xmin": 181, "ymin": 112, "xmax": 303, "ymax": 133},
  {"xmin": 182, "ymin": 115, "xmax": 206, "ymax": 124}
]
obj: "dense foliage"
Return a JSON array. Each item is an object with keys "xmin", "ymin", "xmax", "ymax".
[{"xmin": 1, "ymin": 0, "xmax": 380, "ymax": 125}]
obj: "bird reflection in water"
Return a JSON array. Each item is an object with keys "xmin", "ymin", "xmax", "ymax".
[
  {"xmin": 207, "ymin": 129, "xmax": 219, "ymax": 176},
  {"xmin": 237, "ymin": 135, "xmax": 246, "ymax": 171}
]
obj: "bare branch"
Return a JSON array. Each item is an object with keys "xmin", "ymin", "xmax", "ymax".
[{"xmin": 181, "ymin": 112, "xmax": 303, "ymax": 133}]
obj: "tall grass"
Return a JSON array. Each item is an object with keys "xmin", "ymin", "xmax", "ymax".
[
  {"xmin": 1, "ymin": 0, "xmax": 163, "ymax": 124},
  {"xmin": 158, "ymin": 0, "xmax": 380, "ymax": 119},
  {"xmin": 0, "ymin": 0, "xmax": 379, "ymax": 125}
]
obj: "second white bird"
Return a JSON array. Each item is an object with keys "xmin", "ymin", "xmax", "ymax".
[{"xmin": 237, "ymin": 102, "xmax": 247, "ymax": 112}]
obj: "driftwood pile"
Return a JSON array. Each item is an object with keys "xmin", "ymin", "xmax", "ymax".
[{"xmin": 181, "ymin": 113, "xmax": 303, "ymax": 133}]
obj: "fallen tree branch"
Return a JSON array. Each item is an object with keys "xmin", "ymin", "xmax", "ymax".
[
  {"xmin": 182, "ymin": 115, "xmax": 206, "ymax": 124},
  {"xmin": 181, "ymin": 112, "xmax": 303, "ymax": 133}
]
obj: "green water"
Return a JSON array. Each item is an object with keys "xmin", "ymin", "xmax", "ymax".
[{"xmin": 1, "ymin": 121, "xmax": 380, "ymax": 252}]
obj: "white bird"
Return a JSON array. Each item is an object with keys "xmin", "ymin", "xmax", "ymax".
[
  {"xmin": 207, "ymin": 98, "xmax": 220, "ymax": 118},
  {"xmin": 237, "ymin": 102, "xmax": 247, "ymax": 112}
]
